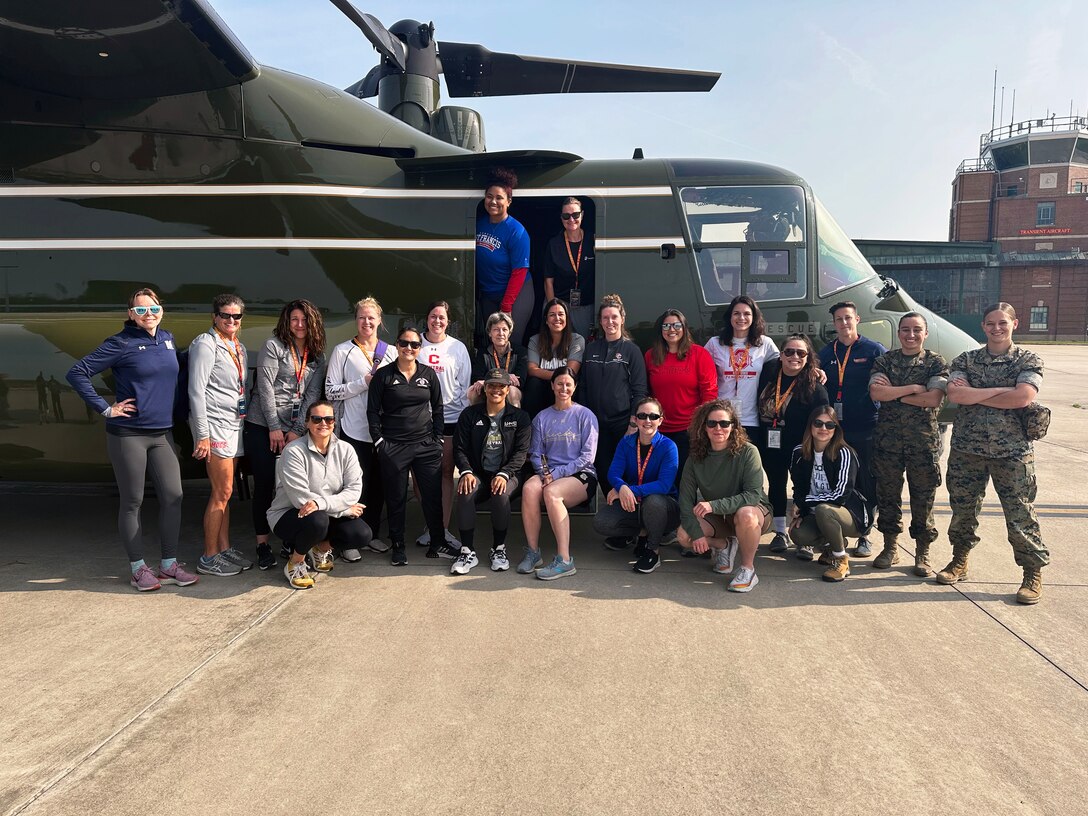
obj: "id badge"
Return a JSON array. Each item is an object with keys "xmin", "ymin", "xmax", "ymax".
[
  {"xmin": 237, "ymin": 396, "xmax": 247, "ymax": 418},
  {"xmin": 290, "ymin": 397, "xmax": 302, "ymax": 423},
  {"xmin": 568, "ymin": 289, "xmax": 581, "ymax": 308},
  {"xmin": 834, "ymin": 402, "xmax": 843, "ymax": 420},
  {"xmin": 730, "ymin": 399, "xmax": 743, "ymax": 420},
  {"xmin": 767, "ymin": 429, "xmax": 782, "ymax": 449}
]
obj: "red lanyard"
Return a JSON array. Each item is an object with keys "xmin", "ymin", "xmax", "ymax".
[
  {"xmin": 214, "ymin": 328, "xmax": 245, "ymax": 394},
  {"xmin": 833, "ymin": 340, "xmax": 853, "ymax": 401},
  {"xmin": 636, "ymin": 440, "xmax": 654, "ymax": 485},
  {"xmin": 730, "ymin": 343, "xmax": 750, "ymax": 396},
  {"xmin": 564, "ymin": 234, "xmax": 583, "ymax": 290},
  {"xmin": 491, "ymin": 346, "xmax": 512, "ymax": 371},
  {"xmin": 772, "ymin": 370, "xmax": 796, "ymax": 428},
  {"xmin": 289, "ymin": 343, "xmax": 309, "ymax": 397}
]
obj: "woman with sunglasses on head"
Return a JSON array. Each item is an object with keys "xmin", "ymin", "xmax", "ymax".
[
  {"xmin": 543, "ymin": 196, "xmax": 595, "ymax": 337},
  {"xmin": 705, "ymin": 295, "xmax": 779, "ymax": 439},
  {"xmin": 475, "ymin": 168, "xmax": 534, "ymax": 348},
  {"xmin": 244, "ymin": 299, "xmax": 327, "ymax": 570},
  {"xmin": 578, "ymin": 294, "xmax": 647, "ymax": 496},
  {"xmin": 524, "ymin": 297, "xmax": 585, "ymax": 416},
  {"xmin": 367, "ymin": 326, "xmax": 446, "ymax": 567},
  {"xmin": 788, "ymin": 405, "xmax": 873, "ymax": 582},
  {"xmin": 67, "ymin": 288, "xmax": 195, "ymax": 592},
  {"xmin": 755, "ymin": 334, "xmax": 829, "ymax": 555},
  {"xmin": 325, "ymin": 296, "xmax": 397, "ymax": 559},
  {"xmin": 519, "ymin": 367, "xmax": 598, "ymax": 580},
  {"xmin": 468, "ymin": 311, "xmax": 527, "ymax": 408},
  {"xmin": 415, "ymin": 300, "xmax": 472, "ymax": 552},
  {"xmin": 677, "ymin": 400, "xmax": 772, "ymax": 592},
  {"xmin": 593, "ymin": 397, "xmax": 679, "ymax": 574},
  {"xmin": 644, "ymin": 308, "xmax": 717, "ymax": 482},
  {"xmin": 189, "ymin": 294, "xmax": 251, "ymax": 578},
  {"xmin": 268, "ymin": 400, "xmax": 369, "ymax": 589}
]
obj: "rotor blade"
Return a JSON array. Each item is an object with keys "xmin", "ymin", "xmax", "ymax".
[
  {"xmin": 328, "ymin": 0, "xmax": 405, "ymax": 72},
  {"xmin": 345, "ymin": 64, "xmax": 384, "ymax": 98},
  {"xmin": 438, "ymin": 42, "xmax": 719, "ymax": 97}
]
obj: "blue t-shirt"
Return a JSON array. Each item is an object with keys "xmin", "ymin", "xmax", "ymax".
[
  {"xmin": 818, "ymin": 334, "xmax": 886, "ymax": 432},
  {"xmin": 476, "ymin": 214, "xmax": 531, "ymax": 298}
]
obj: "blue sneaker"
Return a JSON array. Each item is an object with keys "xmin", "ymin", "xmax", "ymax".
[
  {"xmin": 854, "ymin": 537, "xmax": 873, "ymax": 558},
  {"xmin": 516, "ymin": 547, "xmax": 543, "ymax": 574},
  {"xmin": 537, "ymin": 556, "xmax": 576, "ymax": 581}
]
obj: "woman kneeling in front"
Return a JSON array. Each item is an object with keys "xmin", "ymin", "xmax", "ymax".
[{"xmin": 267, "ymin": 400, "xmax": 370, "ymax": 589}]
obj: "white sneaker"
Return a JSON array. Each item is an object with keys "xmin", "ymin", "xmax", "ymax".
[
  {"xmin": 728, "ymin": 566, "xmax": 759, "ymax": 593},
  {"xmin": 712, "ymin": 539, "xmax": 738, "ymax": 574},
  {"xmin": 490, "ymin": 547, "xmax": 510, "ymax": 571},
  {"xmin": 450, "ymin": 548, "xmax": 479, "ymax": 575},
  {"xmin": 340, "ymin": 548, "xmax": 363, "ymax": 562},
  {"xmin": 416, "ymin": 529, "xmax": 461, "ymax": 548}
]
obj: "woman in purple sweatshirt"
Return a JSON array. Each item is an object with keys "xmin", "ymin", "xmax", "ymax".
[{"xmin": 518, "ymin": 367, "xmax": 598, "ymax": 580}]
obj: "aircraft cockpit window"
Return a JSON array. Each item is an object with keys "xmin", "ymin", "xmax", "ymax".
[
  {"xmin": 680, "ymin": 185, "xmax": 807, "ymax": 304},
  {"xmin": 813, "ymin": 196, "xmax": 878, "ymax": 297}
]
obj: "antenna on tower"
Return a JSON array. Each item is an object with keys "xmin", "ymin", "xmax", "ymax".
[
  {"xmin": 1010, "ymin": 89, "xmax": 1016, "ymax": 127},
  {"xmin": 991, "ymin": 69, "xmax": 998, "ymax": 131}
]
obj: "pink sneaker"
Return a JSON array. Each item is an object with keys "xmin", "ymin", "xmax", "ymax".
[
  {"xmin": 130, "ymin": 564, "xmax": 162, "ymax": 592},
  {"xmin": 157, "ymin": 561, "xmax": 199, "ymax": 587}
]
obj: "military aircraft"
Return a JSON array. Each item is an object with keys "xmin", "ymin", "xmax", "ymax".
[{"xmin": 0, "ymin": 0, "xmax": 974, "ymax": 481}]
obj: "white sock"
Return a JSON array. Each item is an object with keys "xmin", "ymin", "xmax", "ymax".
[
  {"xmin": 774, "ymin": 516, "xmax": 787, "ymax": 534},
  {"xmin": 832, "ymin": 550, "xmax": 847, "ymax": 557}
]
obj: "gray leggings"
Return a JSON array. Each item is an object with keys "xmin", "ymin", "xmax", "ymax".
[
  {"xmin": 106, "ymin": 432, "xmax": 183, "ymax": 561},
  {"xmin": 593, "ymin": 493, "xmax": 681, "ymax": 549}
]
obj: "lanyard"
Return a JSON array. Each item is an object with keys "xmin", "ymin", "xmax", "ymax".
[
  {"xmin": 833, "ymin": 340, "xmax": 853, "ymax": 401},
  {"xmin": 772, "ymin": 370, "xmax": 797, "ymax": 428},
  {"xmin": 289, "ymin": 343, "xmax": 309, "ymax": 397},
  {"xmin": 635, "ymin": 439, "xmax": 654, "ymax": 486},
  {"xmin": 491, "ymin": 346, "xmax": 512, "ymax": 371},
  {"xmin": 730, "ymin": 342, "xmax": 750, "ymax": 396},
  {"xmin": 351, "ymin": 336, "xmax": 377, "ymax": 371},
  {"xmin": 213, "ymin": 328, "xmax": 245, "ymax": 394},
  {"xmin": 564, "ymin": 234, "xmax": 583, "ymax": 290}
]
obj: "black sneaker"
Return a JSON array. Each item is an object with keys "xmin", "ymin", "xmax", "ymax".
[
  {"xmin": 768, "ymin": 532, "xmax": 789, "ymax": 554},
  {"xmin": 634, "ymin": 549, "xmax": 660, "ymax": 573},
  {"xmin": 603, "ymin": 536, "xmax": 634, "ymax": 551},
  {"xmin": 256, "ymin": 544, "xmax": 276, "ymax": 571},
  {"xmin": 426, "ymin": 542, "xmax": 458, "ymax": 560},
  {"xmin": 391, "ymin": 543, "xmax": 407, "ymax": 566},
  {"xmin": 633, "ymin": 536, "xmax": 650, "ymax": 558},
  {"xmin": 279, "ymin": 543, "xmax": 292, "ymax": 561}
]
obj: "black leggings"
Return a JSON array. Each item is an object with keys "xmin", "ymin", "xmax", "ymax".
[
  {"xmin": 456, "ymin": 473, "xmax": 520, "ymax": 550},
  {"xmin": 340, "ymin": 431, "xmax": 386, "ymax": 538},
  {"xmin": 378, "ymin": 437, "xmax": 444, "ymax": 546},
  {"xmin": 244, "ymin": 421, "xmax": 276, "ymax": 537},
  {"xmin": 106, "ymin": 431, "xmax": 183, "ymax": 562},
  {"xmin": 273, "ymin": 510, "xmax": 372, "ymax": 555}
]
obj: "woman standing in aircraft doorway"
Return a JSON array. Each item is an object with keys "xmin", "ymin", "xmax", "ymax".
[
  {"xmin": 475, "ymin": 168, "xmax": 534, "ymax": 349},
  {"xmin": 543, "ymin": 196, "xmax": 595, "ymax": 338},
  {"xmin": 245, "ymin": 299, "xmax": 327, "ymax": 571}
]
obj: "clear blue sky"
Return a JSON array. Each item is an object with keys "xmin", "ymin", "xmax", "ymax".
[{"xmin": 212, "ymin": 0, "xmax": 1087, "ymax": 241}]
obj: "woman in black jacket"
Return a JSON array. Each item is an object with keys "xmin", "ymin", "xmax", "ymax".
[
  {"xmin": 451, "ymin": 368, "xmax": 531, "ymax": 575},
  {"xmin": 788, "ymin": 405, "xmax": 872, "ymax": 583},
  {"xmin": 467, "ymin": 311, "xmax": 528, "ymax": 408}
]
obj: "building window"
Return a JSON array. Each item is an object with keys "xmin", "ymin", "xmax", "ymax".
[
  {"xmin": 1036, "ymin": 202, "xmax": 1055, "ymax": 226},
  {"xmin": 1004, "ymin": 183, "xmax": 1019, "ymax": 197},
  {"xmin": 1075, "ymin": 182, "xmax": 1084, "ymax": 193},
  {"xmin": 1029, "ymin": 306, "xmax": 1048, "ymax": 331}
]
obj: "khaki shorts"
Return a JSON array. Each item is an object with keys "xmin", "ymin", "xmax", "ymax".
[{"xmin": 705, "ymin": 505, "xmax": 773, "ymax": 538}]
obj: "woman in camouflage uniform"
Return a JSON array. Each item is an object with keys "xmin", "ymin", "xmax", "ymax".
[
  {"xmin": 868, "ymin": 313, "xmax": 948, "ymax": 576},
  {"xmin": 941, "ymin": 303, "xmax": 1047, "ymax": 604}
]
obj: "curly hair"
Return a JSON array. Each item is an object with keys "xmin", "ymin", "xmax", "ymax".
[
  {"xmin": 688, "ymin": 399, "xmax": 748, "ymax": 461},
  {"xmin": 773, "ymin": 333, "xmax": 821, "ymax": 402},
  {"xmin": 649, "ymin": 308, "xmax": 692, "ymax": 366},
  {"xmin": 274, "ymin": 299, "xmax": 326, "ymax": 358},
  {"xmin": 486, "ymin": 167, "xmax": 518, "ymax": 198},
  {"xmin": 716, "ymin": 295, "xmax": 767, "ymax": 347}
]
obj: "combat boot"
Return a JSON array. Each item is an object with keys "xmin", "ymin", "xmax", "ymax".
[
  {"xmin": 913, "ymin": 541, "xmax": 933, "ymax": 578},
  {"xmin": 873, "ymin": 533, "xmax": 901, "ymax": 569},
  {"xmin": 1015, "ymin": 567, "xmax": 1042, "ymax": 605},
  {"xmin": 935, "ymin": 547, "xmax": 970, "ymax": 585}
]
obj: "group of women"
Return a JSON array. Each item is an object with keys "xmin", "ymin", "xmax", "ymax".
[{"xmin": 67, "ymin": 168, "xmax": 1046, "ymax": 603}]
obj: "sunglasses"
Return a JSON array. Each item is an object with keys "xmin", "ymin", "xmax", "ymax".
[
  {"xmin": 705, "ymin": 419, "xmax": 735, "ymax": 429},
  {"xmin": 216, "ymin": 311, "xmax": 244, "ymax": 321},
  {"xmin": 812, "ymin": 419, "xmax": 837, "ymax": 430},
  {"xmin": 782, "ymin": 348, "xmax": 808, "ymax": 358},
  {"xmin": 309, "ymin": 415, "xmax": 335, "ymax": 425},
  {"xmin": 130, "ymin": 305, "xmax": 162, "ymax": 316},
  {"xmin": 661, "ymin": 321, "xmax": 683, "ymax": 331},
  {"xmin": 397, "ymin": 339, "xmax": 422, "ymax": 349},
  {"xmin": 635, "ymin": 412, "xmax": 662, "ymax": 421},
  {"xmin": 560, "ymin": 212, "xmax": 583, "ymax": 221}
]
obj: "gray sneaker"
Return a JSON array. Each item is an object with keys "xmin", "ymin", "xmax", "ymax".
[
  {"xmin": 854, "ymin": 537, "xmax": 873, "ymax": 558},
  {"xmin": 197, "ymin": 553, "xmax": 242, "ymax": 577},
  {"xmin": 712, "ymin": 539, "xmax": 738, "ymax": 574},
  {"xmin": 364, "ymin": 538, "xmax": 391, "ymax": 554},
  {"xmin": 221, "ymin": 547, "xmax": 253, "ymax": 571},
  {"xmin": 516, "ymin": 547, "xmax": 543, "ymax": 574},
  {"xmin": 537, "ymin": 555, "xmax": 576, "ymax": 581}
]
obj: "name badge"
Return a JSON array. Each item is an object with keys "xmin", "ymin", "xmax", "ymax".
[
  {"xmin": 237, "ymin": 396, "xmax": 248, "ymax": 418},
  {"xmin": 834, "ymin": 402, "xmax": 843, "ymax": 420},
  {"xmin": 767, "ymin": 429, "xmax": 782, "ymax": 449},
  {"xmin": 568, "ymin": 289, "xmax": 581, "ymax": 308},
  {"xmin": 290, "ymin": 397, "xmax": 302, "ymax": 422},
  {"xmin": 730, "ymin": 399, "xmax": 743, "ymax": 420}
]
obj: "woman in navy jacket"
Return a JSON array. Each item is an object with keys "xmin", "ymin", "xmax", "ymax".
[
  {"xmin": 67, "ymin": 288, "xmax": 194, "ymax": 592},
  {"xmin": 592, "ymin": 396, "xmax": 679, "ymax": 574}
]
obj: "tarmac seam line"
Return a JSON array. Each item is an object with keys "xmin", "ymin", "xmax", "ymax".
[{"xmin": 6, "ymin": 589, "xmax": 300, "ymax": 816}]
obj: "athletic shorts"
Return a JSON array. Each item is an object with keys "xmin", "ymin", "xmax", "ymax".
[
  {"xmin": 706, "ymin": 505, "xmax": 772, "ymax": 537},
  {"xmin": 569, "ymin": 470, "xmax": 598, "ymax": 500},
  {"xmin": 191, "ymin": 419, "xmax": 244, "ymax": 459}
]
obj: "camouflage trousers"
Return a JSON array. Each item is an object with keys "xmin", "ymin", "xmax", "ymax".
[
  {"xmin": 946, "ymin": 450, "xmax": 1049, "ymax": 568},
  {"xmin": 872, "ymin": 432, "xmax": 941, "ymax": 544}
]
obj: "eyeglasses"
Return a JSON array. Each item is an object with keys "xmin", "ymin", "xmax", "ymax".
[
  {"xmin": 782, "ymin": 348, "xmax": 808, "ymax": 358},
  {"xmin": 661, "ymin": 321, "xmax": 683, "ymax": 331},
  {"xmin": 309, "ymin": 415, "xmax": 335, "ymax": 425},
  {"xmin": 812, "ymin": 419, "xmax": 837, "ymax": 430},
  {"xmin": 216, "ymin": 312, "xmax": 244, "ymax": 321},
  {"xmin": 705, "ymin": 419, "xmax": 735, "ymax": 429},
  {"xmin": 130, "ymin": 305, "xmax": 162, "ymax": 316},
  {"xmin": 635, "ymin": 412, "xmax": 662, "ymax": 421},
  {"xmin": 397, "ymin": 339, "xmax": 422, "ymax": 349},
  {"xmin": 560, "ymin": 212, "xmax": 583, "ymax": 221}
]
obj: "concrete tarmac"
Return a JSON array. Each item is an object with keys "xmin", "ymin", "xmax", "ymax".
[{"xmin": 3, "ymin": 344, "xmax": 1086, "ymax": 816}]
